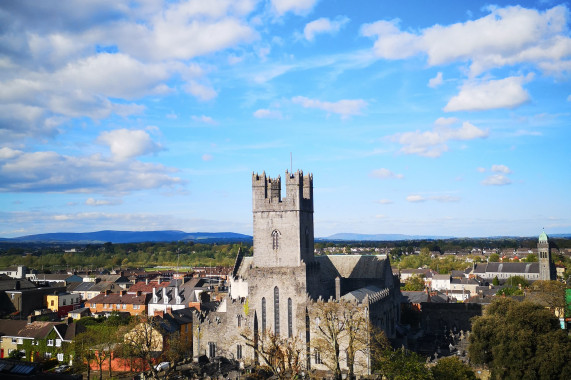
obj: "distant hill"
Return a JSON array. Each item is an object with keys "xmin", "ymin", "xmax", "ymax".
[
  {"xmin": 4, "ymin": 230, "xmax": 253, "ymax": 244},
  {"xmin": 324, "ymin": 233, "xmax": 455, "ymax": 241}
]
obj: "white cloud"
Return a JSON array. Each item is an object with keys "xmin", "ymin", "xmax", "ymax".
[
  {"xmin": 434, "ymin": 117, "xmax": 458, "ymax": 126},
  {"xmin": 0, "ymin": 149, "xmax": 182, "ymax": 193},
  {"xmin": 304, "ymin": 17, "xmax": 350, "ymax": 41},
  {"xmin": 253, "ymin": 109, "xmax": 283, "ymax": 119},
  {"xmin": 430, "ymin": 195, "xmax": 460, "ymax": 202},
  {"xmin": 97, "ymin": 129, "xmax": 163, "ymax": 161},
  {"xmin": 444, "ymin": 76, "xmax": 531, "ymax": 112},
  {"xmin": 292, "ymin": 96, "xmax": 367, "ymax": 119},
  {"xmin": 482, "ymin": 174, "xmax": 512, "ymax": 186},
  {"xmin": 391, "ymin": 120, "xmax": 488, "ymax": 157},
  {"xmin": 191, "ymin": 115, "xmax": 217, "ymax": 124},
  {"xmin": 271, "ymin": 0, "xmax": 319, "ymax": 16},
  {"xmin": 369, "ymin": 168, "xmax": 403, "ymax": 179},
  {"xmin": 567, "ymin": 94, "xmax": 571, "ymax": 101},
  {"xmin": 361, "ymin": 5, "xmax": 571, "ymax": 76},
  {"xmin": 377, "ymin": 199, "xmax": 393, "ymax": 204},
  {"xmin": 202, "ymin": 154, "xmax": 213, "ymax": 161},
  {"xmin": 184, "ymin": 81, "xmax": 217, "ymax": 101},
  {"xmin": 428, "ymin": 72, "xmax": 443, "ymax": 88},
  {"xmin": 86, "ymin": 198, "xmax": 122, "ymax": 206},
  {"xmin": 406, "ymin": 195, "xmax": 425, "ymax": 202},
  {"xmin": 491, "ymin": 164, "xmax": 511, "ymax": 174},
  {"xmin": 477, "ymin": 167, "xmax": 486, "ymax": 173}
]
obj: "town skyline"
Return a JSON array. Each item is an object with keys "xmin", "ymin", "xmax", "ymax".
[{"xmin": 1, "ymin": 1, "xmax": 570, "ymax": 238}]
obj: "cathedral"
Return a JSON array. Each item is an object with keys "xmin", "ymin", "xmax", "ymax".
[{"xmin": 194, "ymin": 170, "xmax": 400, "ymax": 376}]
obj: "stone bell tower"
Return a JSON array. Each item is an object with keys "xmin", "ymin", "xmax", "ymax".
[
  {"xmin": 538, "ymin": 230, "xmax": 555, "ymax": 281},
  {"xmin": 251, "ymin": 170, "xmax": 314, "ymax": 268}
]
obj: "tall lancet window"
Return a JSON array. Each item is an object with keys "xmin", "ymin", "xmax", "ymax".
[
  {"xmin": 262, "ymin": 297, "xmax": 266, "ymax": 334},
  {"xmin": 288, "ymin": 298, "xmax": 293, "ymax": 338},
  {"xmin": 272, "ymin": 230, "xmax": 280, "ymax": 250},
  {"xmin": 274, "ymin": 286, "xmax": 280, "ymax": 335}
]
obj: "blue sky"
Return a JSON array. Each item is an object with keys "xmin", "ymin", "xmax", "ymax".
[{"xmin": 1, "ymin": 0, "xmax": 570, "ymax": 238}]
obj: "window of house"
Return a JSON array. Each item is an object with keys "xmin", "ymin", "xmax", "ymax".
[
  {"xmin": 56, "ymin": 339, "xmax": 61, "ymax": 347},
  {"xmin": 122, "ymin": 304, "xmax": 127, "ymax": 309},
  {"xmin": 63, "ymin": 299, "xmax": 66, "ymax": 306},
  {"xmin": 116, "ymin": 304, "xmax": 120, "ymax": 309},
  {"xmin": 11, "ymin": 338, "xmax": 17, "ymax": 344},
  {"xmin": 51, "ymin": 300, "xmax": 55, "ymax": 306},
  {"xmin": 57, "ymin": 353, "xmax": 64, "ymax": 361},
  {"xmin": 208, "ymin": 342, "xmax": 216, "ymax": 358},
  {"xmin": 133, "ymin": 304, "xmax": 140, "ymax": 309},
  {"xmin": 237, "ymin": 344, "xmax": 243, "ymax": 360},
  {"xmin": 17, "ymin": 338, "xmax": 22, "ymax": 344},
  {"xmin": 47, "ymin": 339, "xmax": 54, "ymax": 346}
]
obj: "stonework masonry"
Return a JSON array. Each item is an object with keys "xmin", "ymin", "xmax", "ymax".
[{"xmin": 194, "ymin": 170, "xmax": 400, "ymax": 376}]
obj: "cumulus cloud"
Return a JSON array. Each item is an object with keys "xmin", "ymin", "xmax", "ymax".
[
  {"xmin": 304, "ymin": 17, "xmax": 350, "ymax": 41},
  {"xmin": 292, "ymin": 96, "xmax": 367, "ymax": 119},
  {"xmin": 428, "ymin": 72, "xmax": 443, "ymax": 88},
  {"xmin": 361, "ymin": 5, "xmax": 571, "ymax": 76},
  {"xmin": 444, "ymin": 75, "xmax": 532, "ymax": 112},
  {"xmin": 97, "ymin": 129, "xmax": 163, "ymax": 161},
  {"xmin": 491, "ymin": 164, "xmax": 511, "ymax": 174},
  {"xmin": 482, "ymin": 174, "xmax": 512, "ymax": 186},
  {"xmin": 369, "ymin": 168, "xmax": 404, "ymax": 179},
  {"xmin": 0, "ymin": 148, "xmax": 182, "ymax": 193},
  {"xmin": 406, "ymin": 195, "xmax": 425, "ymax": 202},
  {"xmin": 0, "ymin": 0, "xmax": 258, "ymax": 142},
  {"xmin": 390, "ymin": 120, "xmax": 488, "ymax": 157},
  {"xmin": 271, "ymin": 0, "xmax": 319, "ymax": 16},
  {"xmin": 253, "ymin": 109, "xmax": 283, "ymax": 119},
  {"xmin": 377, "ymin": 199, "xmax": 393, "ymax": 204}
]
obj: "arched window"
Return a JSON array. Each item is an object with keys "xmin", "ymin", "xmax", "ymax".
[
  {"xmin": 274, "ymin": 286, "xmax": 280, "ymax": 335},
  {"xmin": 305, "ymin": 227, "xmax": 309, "ymax": 250},
  {"xmin": 272, "ymin": 230, "xmax": 280, "ymax": 250},
  {"xmin": 288, "ymin": 298, "xmax": 293, "ymax": 338},
  {"xmin": 262, "ymin": 297, "xmax": 266, "ymax": 334}
]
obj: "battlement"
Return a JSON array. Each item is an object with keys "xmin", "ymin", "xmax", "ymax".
[{"xmin": 252, "ymin": 170, "xmax": 313, "ymax": 212}]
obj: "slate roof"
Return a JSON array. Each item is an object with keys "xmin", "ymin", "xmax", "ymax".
[
  {"xmin": 11, "ymin": 322, "xmax": 60, "ymax": 339},
  {"xmin": 128, "ymin": 280, "xmax": 170, "ymax": 294},
  {"xmin": 316, "ymin": 255, "xmax": 389, "ymax": 279},
  {"xmin": 473, "ymin": 262, "xmax": 539, "ymax": 274},
  {"xmin": 341, "ymin": 285, "xmax": 383, "ymax": 303},
  {"xmin": 0, "ymin": 278, "xmax": 37, "ymax": 291},
  {"xmin": 0, "ymin": 320, "xmax": 28, "ymax": 336}
]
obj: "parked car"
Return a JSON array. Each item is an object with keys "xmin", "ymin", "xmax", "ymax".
[
  {"xmin": 54, "ymin": 364, "xmax": 69, "ymax": 373},
  {"xmin": 155, "ymin": 362, "xmax": 170, "ymax": 372}
]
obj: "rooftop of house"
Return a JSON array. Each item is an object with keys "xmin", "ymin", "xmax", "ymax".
[{"xmin": 87, "ymin": 292, "xmax": 150, "ymax": 305}]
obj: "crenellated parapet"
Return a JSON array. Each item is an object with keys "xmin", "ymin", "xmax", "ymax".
[{"xmin": 252, "ymin": 170, "xmax": 313, "ymax": 212}]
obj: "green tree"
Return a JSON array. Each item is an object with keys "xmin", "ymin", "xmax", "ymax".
[
  {"xmin": 488, "ymin": 253, "xmax": 500, "ymax": 262},
  {"xmin": 431, "ymin": 356, "xmax": 476, "ymax": 380},
  {"xmin": 403, "ymin": 275, "xmax": 425, "ymax": 291},
  {"xmin": 373, "ymin": 344, "xmax": 432, "ymax": 380},
  {"xmin": 469, "ymin": 298, "xmax": 571, "ymax": 380},
  {"xmin": 492, "ymin": 276, "xmax": 499, "ymax": 286}
]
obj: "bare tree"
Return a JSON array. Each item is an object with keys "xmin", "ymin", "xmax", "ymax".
[
  {"xmin": 240, "ymin": 327, "xmax": 303, "ymax": 379},
  {"xmin": 121, "ymin": 315, "xmax": 167, "ymax": 380},
  {"xmin": 310, "ymin": 299, "xmax": 346, "ymax": 380}
]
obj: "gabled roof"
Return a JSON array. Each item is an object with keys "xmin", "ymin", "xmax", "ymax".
[
  {"xmin": 12, "ymin": 322, "xmax": 61, "ymax": 339},
  {"xmin": 341, "ymin": 285, "xmax": 384, "ymax": 303},
  {"xmin": 0, "ymin": 320, "xmax": 29, "ymax": 336},
  {"xmin": 316, "ymin": 255, "xmax": 389, "ymax": 279}
]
